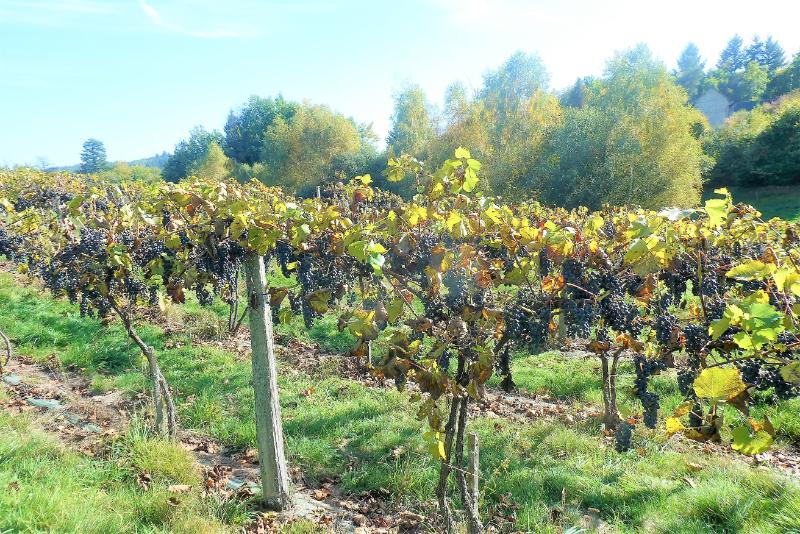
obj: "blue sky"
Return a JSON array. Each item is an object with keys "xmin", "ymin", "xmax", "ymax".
[{"xmin": 1, "ymin": 0, "xmax": 799, "ymax": 167}]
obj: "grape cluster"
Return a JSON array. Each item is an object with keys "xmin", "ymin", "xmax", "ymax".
[
  {"xmin": 12, "ymin": 187, "xmax": 74, "ymax": 212},
  {"xmin": 0, "ymin": 227, "xmax": 24, "ymax": 261},
  {"xmin": 391, "ymin": 232, "xmax": 438, "ymax": 284},
  {"xmin": 654, "ymin": 313, "xmax": 676, "ymax": 346},
  {"xmin": 504, "ymin": 292, "xmax": 551, "ymax": 349},
  {"xmin": 192, "ymin": 238, "xmax": 246, "ymax": 306},
  {"xmin": 288, "ymin": 236, "xmax": 360, "ymax": 327},
  {"xmin": 562, "ymin": 299, "xmax": 595, "ymax": 339},
  {"xmin": 633, "ymin": 355, "xmax": 665, "ymax": 429},
  {"xmin": 682, "ymin": 324, "xmax": 709, "ymax": 354},
  {"xmin": 497, "ymin": 345, "xmax": 515, "ymax": 392},
  {"xmin": 443, "ymin": 268, "xmax": 467, "ymax": 312},
  {"xmin": 677, "ymin": 354, "xmax": 702, "ymax": 396},
  {"xmin": 614, "ymin": 421, "xmax": 633, "ymax": 452},
  {"xmin": 600, "ymin": 295, "xmax": 640, "ymax": 335},
  {"xmin": 734, "ymin": 357, "xmax": 798, "ymax": 401}
]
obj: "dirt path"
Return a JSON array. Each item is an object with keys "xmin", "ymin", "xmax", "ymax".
[{"xmin": 0, "ymin": 357, "xmax": 429, "ymax": 534}]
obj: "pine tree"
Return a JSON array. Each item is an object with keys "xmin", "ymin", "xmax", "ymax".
[
  {"xmin": 762, "ymin": 36, "xmax": 786, "ymax": 73},
  {"xmin": 745, "ymin": 36, "xmax": 765, "ymax": 66},
  {"xmin": 675, "ymin": 43, "xmax": 705, "ymax": 101},
  {"xmin": 79, "ymin": 138, "xmax": 108, "ymax": 174},
  {"xmin": 717, "ymin": 35, "xmax": 746, "ymax": 73}
]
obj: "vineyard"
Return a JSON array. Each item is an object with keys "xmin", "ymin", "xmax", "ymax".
[{"xmin": 1, "ymin": 150, "xmax": 800, "ymax": 533}]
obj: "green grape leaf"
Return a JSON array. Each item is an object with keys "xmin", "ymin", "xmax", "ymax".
[
  {"xmin": 780, "ymin": 361, "xmax": 800, "ymax": 385},
  {"xmin": 454, "ymin": 147, "xmax": 471, "ymax": 159},
  {"xmin": 731, "ymin": 426, "xmax": 773, "ymax": 456},
  {"xmin": 704, "ymin": 189, "xmax": 731, "ymax": 227},
  {"xmin": 773, "ymin": 269, "xmax": 800, "ymax": 296},
  {"xmin": 307, "ymin": 289, "xmax": 332, "ymax": 314},
  {"xmin": 709, "ymin": 316, "xmax": 731, "ymax": 340},
  {"xmin": 726, "ymin": 260, "xmax": 771, "ymax": 280},
  {"xmin": 463, "ymin": 167, "xmax": 478, "ymax": 193}
]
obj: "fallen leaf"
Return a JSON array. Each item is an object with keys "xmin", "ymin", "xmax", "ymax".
[{"xmin": 686, "ymin": 462, "xmax": 703, "ymax": 472}]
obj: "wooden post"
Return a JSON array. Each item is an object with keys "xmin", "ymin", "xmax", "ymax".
[
  {"xmin": 316, "ymin": 185, "xmax": 321, "ymax": 199},
  {"xmin": 467, "ymin": 432, "xmax": 479, "ymax": 511},
  {"xmin": 244, "ymin": 253, "xmax": 291, "ymax": 510}
]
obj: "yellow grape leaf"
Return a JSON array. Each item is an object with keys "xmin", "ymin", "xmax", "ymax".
[
  {"xmin": 693, "ymin": 367, "xmax": 747, "ymax": 404},
  {"xmin": 665, "ymin": 417, "xmax": 684, "ymax": 437}
]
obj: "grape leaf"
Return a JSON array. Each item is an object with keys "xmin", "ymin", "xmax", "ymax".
[{"xmin": 693, "ymin": 367, "xmax": 747, "ymax": 404}]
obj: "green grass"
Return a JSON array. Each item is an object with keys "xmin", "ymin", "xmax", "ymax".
[
  {"xmin": 497, "ymin": 351, "xmax": 800, "ymax": 445},
  {"xmin": 706, "ymin": 185, "xmax": 800, "ymax": 221},
  {"xmin": 2, "ymin": 272, "xmax": 800, "ymax": 533},
  {"xmin": 0, "ymin": 412, "xmax": 246, "ymax": 533}
]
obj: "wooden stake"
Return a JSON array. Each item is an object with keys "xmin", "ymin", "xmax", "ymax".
[
  {"xmin": 467, "ymin": 431, "xmax": 480, "ymax": 510},
  {"xmin": 244, "ymin": 253, "xmax": 291, "ymax": 510}
]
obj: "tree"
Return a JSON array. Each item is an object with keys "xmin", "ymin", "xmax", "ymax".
[
  {"xmin": 745, "ymin": 36, "xmax": 765, "ymax": 66},
  {"xmin": 718, "ymin": 35, "xmax": 746, "ymax": 73},
  {"xmin": 100, "ymin": 162, "xmax": 161, "ymax": 183},
  {"xmin": 193, "ymin": 141, "xmax": 231, "ymax": 181},
  {"xmin": 746, "ymin": 35, "xmax": 785, "ymax": 74},
  {"xmin": 765, "ymin": 53, "xmax": 800, "ymax": 100},
  {"xmin": 705, "ymin": 90, "xmax": 800, "ymax": 187},
  {"xmin": 162, "ymin": 127, "xmax": 223, "ymax": 182},
  {"xmin": 561, "ymin": 77, "xmax": 598, "ymax": 108},
  {"xmin": 443, "ymin": 81, "xmax": 469, "ymax": 124},
  {"xmin": 478, "ymin": 51, "xmax": 550, "ymax": 125},
  {"xmin": 79, "ymin": 138, "xmax": 108, "ymax": 174},
  {"xmin": 675, "ymin": 43, "xmax": 705, "ymax": 101},
  {"xmin": 224, "ymin": 96, "xmax": 298, "ymax": 165},
  {"xmin": 761, "ymin": 36, "xmax": 786, "ymax": 74},
  {"xmin": 537, "ymin": 45, "xmax": 707, "ymax": 209},
  {"xmin": 262, "ymin": 102, "xmax": 363, "ymax": 195},
  {"xmin": 729, "ymin": 61, "xmax": 769, "ymax": 103},
  {"xmin": 386, "ymin": 85, "xmax": 436, "ymax": 159}
]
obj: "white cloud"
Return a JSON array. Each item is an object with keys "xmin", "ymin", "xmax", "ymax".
[{"xmin": 138, "ymin": 0, "xmax": 249, "ymax": 39}]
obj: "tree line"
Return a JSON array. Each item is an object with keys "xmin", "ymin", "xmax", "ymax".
[
  {"xmin": 674, "ymin": 34, "xmax": 799, "ymax": 105},
  {"xmin": 81, "ymin": 37, "xmax": 800, "ymax": 209}
]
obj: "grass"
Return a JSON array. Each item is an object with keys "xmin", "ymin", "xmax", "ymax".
[
  {"xmin": 706, "ymin": 184, "xmax": 800, "ymax": 221},
  {"xmin": 0, "ymin": 412, "xmax": 246, "ymax": 533},
  {"xmin": 2, "ymin": 271, "xmax": 800, "ymax": 532},
  {"xmin": 496, "ymin": 351, "xmax": 800, "ymax": 445}
]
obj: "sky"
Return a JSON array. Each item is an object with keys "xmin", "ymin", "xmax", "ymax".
[{"xmin": 1, "ymin": 0, "xmax": 799, "ymax": 167}]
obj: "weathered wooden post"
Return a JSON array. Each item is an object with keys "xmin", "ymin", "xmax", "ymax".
[
  {"xmin": 244, "ymin": 253, "xmax": 291, "ymax": 510},
  {"xmin": 467, "ymin": 432, "xmax": 480, "ymax": 512}
]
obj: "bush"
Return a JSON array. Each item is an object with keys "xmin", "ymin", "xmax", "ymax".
[{"xmin": 705, "ymin": 90, "xmax": 800, "ymax": 187}]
